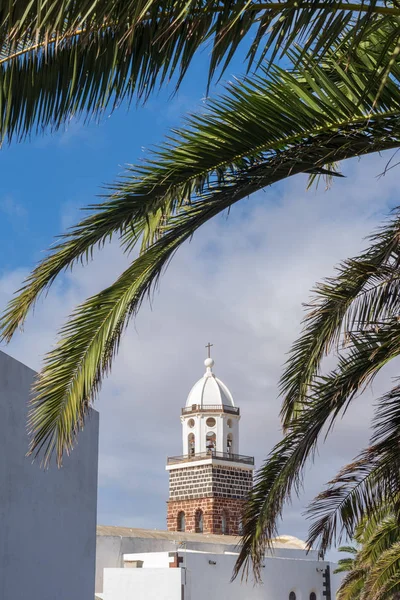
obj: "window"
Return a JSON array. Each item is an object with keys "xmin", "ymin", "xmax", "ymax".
[
  {"xmin": 188, "ymin": 418, "xmax": 195, "ymax": 428},
  {"xmin": 221, "ymin": 511, "xmax": 228, "ymax": 534},
  {"xmin": 289, "ymin": 593, "xmax": 296, "ymax": 600},
  {"xmin": 206, "ymin": 431, "xmax": 216, "ymax": 452},
  {"xmin": 227, "ymin": 418, "xmax": 232, "ymax": 428},
  {"xmin": 310, "ymin": 594, "xmax": 317, "ymax": 600},
  {"xmin": 227, "ymin": 433, "xmax": 233, "ymax": 454},
  {"xmin": 206, "ymin": 417, "xmax": 216, "ymax": 427},
  {"xmin": 177, "ymin": 511, "xmax": 185, "ymax": 532},
  {"xmin": 188, "ymin": 433, "xmax": 195, "ymax": 456},
  {"xmin": 195, "ymin": 509, "xmax": 204, "ymax": 533}
]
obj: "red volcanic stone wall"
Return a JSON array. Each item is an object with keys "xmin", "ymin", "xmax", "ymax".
[{"xmin": 167, "ymin": 497, "xmax": 245, "ymax": 535}]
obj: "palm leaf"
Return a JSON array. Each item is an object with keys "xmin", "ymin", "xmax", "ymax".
[
  {"xmin": 307, "ymin": 384, "xmax": 400, "ymax": 554},
  {"xmin": 336, "ymin": 557, "xmax": 357, "ymax": 573},
  {"xmin": 334, "ymin": 506, "xmax": 400, "ymax": 599},
  {"xmin": 337, "ymin": 566, "xmax": 368, "ymax": 600},
  {"xmin": 337, "ymin": 545, "xmax": 359, "ymax": 557},
  {"xmin": 280, "ymin": 207, "xmax": 400, "ymax": 428},
  {"xmin": 234, "ymin": 326, "xmax": 400, "ymax": 578},
  {"xmin": 362, "ymin": 541, "xmax": 400, "ymax": 599},
  {"xmin": 27, "ymin": 192, "xmax": 244, "ymax": 465},
  {"xmin": 4, "ymin": 30, "xmax": 400, "ymax": 339},
  {"xmin": 359, "ymin": 515, "xmax": 399, "ymax": 566},
  {"xmin": 1, "ymin": 2, "xmax": 400, "ymax": 141}
]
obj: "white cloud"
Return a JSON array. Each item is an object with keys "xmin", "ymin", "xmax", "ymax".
[{"xmin": 0, "ymin": 151, "xmax": 399, "ymax": 560}]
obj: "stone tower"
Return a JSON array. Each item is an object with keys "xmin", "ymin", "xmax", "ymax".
[{"xmin": 166, "ymin": 351, "xmax": 254, "ymax": 535}]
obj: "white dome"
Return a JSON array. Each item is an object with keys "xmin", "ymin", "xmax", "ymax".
[{"xmin": 186, "ymin": 358, "xmax": 234, "ymax": 408}]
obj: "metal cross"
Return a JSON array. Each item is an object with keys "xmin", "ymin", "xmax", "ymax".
[{"xmin": 205, "ymin": 342, "xmax": 213, "ymax": 358}]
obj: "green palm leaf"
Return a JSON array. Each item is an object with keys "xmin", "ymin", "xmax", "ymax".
[
  {"xmin": 307, "ymin": 383, "xmax": 400, "ymax": 553},
  {"xmin": 280, "ymin": 208, "xmax": 400, "ymax": 428},
  {"xmin": 1, "ymin": 2, "xmax": 400, "ymax": 141},
  {"xmin": 359, "ymin": 515, "xmax": 399, "ymax": 565},
  {"xmin": 234, "ymin": 326, "xmax": 400, "ymax": 578},
  {"xmin": 27, "ymin": 193, "xmax": 243, "ymax": 465},
  {"xmin": 334, "ymin": 506, "xmax": 400, "ymax": 599},
  {"xmin": 337, "ymin": 566, "xmax": 367, "ymax": 600},
  {"xmin": 362, "ymin": 541, "xmax": 400, "ymax": 599},
  {"xmin": 4, "ymin": 28, "xmax": 400, "ymax": 340}
]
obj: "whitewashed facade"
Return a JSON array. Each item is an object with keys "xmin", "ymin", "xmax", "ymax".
[
  {"xmin": 96, "ymin": 528, "xmax": 340, "ymax": 599},
  {"xmin": 0, "ymin": 350, "xmax": 99, "ymax": 600}
]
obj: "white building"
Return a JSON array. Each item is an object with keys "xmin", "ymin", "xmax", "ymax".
[
  {"xmin": 0, "ymin": 350, "xmax": 99, "ymax": 600},
  {"xmin": 96, "ymin": 351, "xmax": 340, "ymax": 599}
]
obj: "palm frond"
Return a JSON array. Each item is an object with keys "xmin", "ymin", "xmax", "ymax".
[
  {"xmin": 1, "ymin": 2, "xmax": 400, "ymax": 141},
  {"xmin": 307, "ymin": 384, "xmax": 400, "ymax": 554},
  {"xmin": 362, "ymin": 541, "xmax": 400, "ymax": 600},
  {"xmin": 335, "ymin": 506, "xmax": 400, "ymax": 599},
  {"xmin": 5, "ymin": 30, "xmax": 400, "ymax": 340},
  {"xmin": 234, "ymin": 327, "xmax": 400, "ymax": 578},
  {"xmin": 338, "ymin": 545, "xmax": 359, "ymax": 556},
  {"xmin": 337, "ymin": 566, "xmax": 368, "ymax": 600},
  {"xmin": 27, "ymin": 191, "xmax": 240, "ymax": 465},
  {"xmin": 335, "ymin": 556, "xmax": 357, "ymax": 574},
  {"xmin": 280, "ymin": 207, "xmax": 400, "ymax": 428},
  {"xmin": 354, "ymin": 503, "xmax": 396, "ymax": 545},
  {"xmin": 359, "ymin": 515, "xmax": 399, "ymax": 566}
]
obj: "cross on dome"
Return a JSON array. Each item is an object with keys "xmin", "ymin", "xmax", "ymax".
[
  {"xmin": 204, "ymin": 342, "xmax": 215, "ymax": 372},
  {"xmin": 185, "ymin": 346, "xmax": 234, "ymax": 408}
]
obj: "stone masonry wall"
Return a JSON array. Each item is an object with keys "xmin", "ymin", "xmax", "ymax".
[
  {"xmin": 167, "ymin": 497, "xmax": 245, "ymax": 535},
  {"xmin": 169, "ymin": 464, "xmax": 253, "ymax": 501}
]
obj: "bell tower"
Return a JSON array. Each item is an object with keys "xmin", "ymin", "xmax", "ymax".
[{"xmin": 166, "ymin": 347, "xmax": 254, "ymax": 535}]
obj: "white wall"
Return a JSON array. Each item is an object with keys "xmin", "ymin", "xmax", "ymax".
[
  {"xmin": 96, "ymin": 533, "xmax": 241, "ymax": 592},
  {"xmin": 124, "ymin": 551, "xmax": 171, "ymax": 568},
  {"xmin": 0, "ymin": 350, "xmax": 99, "ymax": 600},
  {"xmin": 184, "ymin": 551, "xmax": 333, "ymax": 600},
  {"xmin": 104, "ymin": 567, "xmax": 184, "ymax": 600},
  {"xmin": 96, "ymin": 533, "xmax": 322, "ymax": 593},
  {"xmin": 99, "ymin": 547, "xmax": 338, "ymax": 600}
]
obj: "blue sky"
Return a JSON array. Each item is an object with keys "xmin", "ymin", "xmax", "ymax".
[
  {"xmin": 0, "ymin": 47, "xmax": 250, "ymax": 270},
  {"xmin": 0, "ymin": 42, "xmax": 399, "ymax": 561}
]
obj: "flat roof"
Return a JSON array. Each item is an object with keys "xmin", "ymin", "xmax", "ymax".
[{"xmin": 97, "ymin": 525, "xmax": 306, "ymax": 550}]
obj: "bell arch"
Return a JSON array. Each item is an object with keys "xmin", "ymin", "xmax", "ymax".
[
  {"xmin": 227, "ymin": 433, "xmax": 233, "ymax": 454},
  {"xmin": 195, "ymin": 509, "xmax": 204, "ymax": 533},
  {"xmin": 188, "ymin": 433, "xmax": 195, "ymax": 456},
  {"xmin": 177, "ymin": 511, "xmax": 185, "ymax": 532},
  {"xmin": 206, "ymin": 431, "xmax": 216, "ymax": 453}
]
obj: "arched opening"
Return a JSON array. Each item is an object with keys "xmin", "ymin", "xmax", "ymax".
[
  {"xmin": 195, "ymin": 509, "xmax": 204, "ymax": 533},
  {"xmin": 238, "ymin": 517, "xmax": 243, "ymax": 535},
  {"xmin": 227, "ymin": 433, "xmax": 233, "ymax": 455},
  {"xmin": 177, "ymin": 511, "xmax": 185, "ymax": 532},
  {"xmin": 206, "ymin": 431, "xmax": 216, "ymax": 453},
  {"xmin": 227, "ymin": 418, "xmax": 232, "ymax": 428},
  {"xmin": 188, "ymin": 433, "xmax": 195, "ymax": 456},
  {"xmin": 221, "ymin": 511, "xmax": 228, "ymax": 534},
  {"xmin": 310, "ymin": 593, "xmax": 317, "ymax": 600},
  {"xmin": 289, "ymin": 593, "xmax": 296, "ymax": 600}
]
